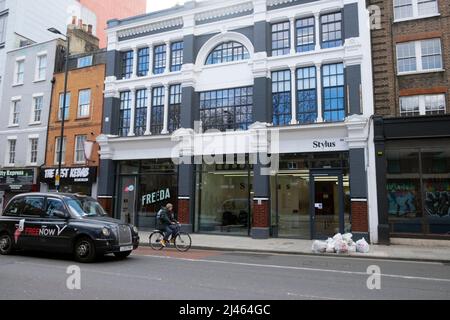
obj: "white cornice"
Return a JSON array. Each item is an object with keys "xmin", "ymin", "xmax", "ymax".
[
  {"xmin": 117, "ymin": 17, "xmax": 184, "ymax": 40},
  {"xmin": 195, "ymin": 2, "xmax": 253, "ymax": 23},
  {"xmin": 267, "ymin": 0, "xmax": 295, "ymax": 7}
]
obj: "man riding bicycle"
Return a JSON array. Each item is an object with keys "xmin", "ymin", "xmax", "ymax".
[{"xmin": 157, "ymin": 203, "xmax": 179, "ymax": 247}]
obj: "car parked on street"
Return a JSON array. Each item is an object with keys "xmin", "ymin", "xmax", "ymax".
[{"xmin": 0, "ymin": 193, "xmax": 139, "ymax": 262}]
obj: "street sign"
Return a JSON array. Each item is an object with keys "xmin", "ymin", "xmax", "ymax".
[{"xmin": 55, "ymin": 174, "xmax": 60, "ymax": 187}]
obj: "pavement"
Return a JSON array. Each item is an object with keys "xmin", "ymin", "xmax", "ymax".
[{"xmin": 139, "ymin": 231, "xmax": 450, "ymax": 263}]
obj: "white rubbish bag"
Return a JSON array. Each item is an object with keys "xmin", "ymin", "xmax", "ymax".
[
  {"xmin": 333, "ymin": 233, "xmax": 343, "ymax": 241},
  {"xmin": 334, "ymin": 239, "xmax": 349, "ymax": 254},
  {"xmin": 356, "ymin": 238, "xmax": 370, "ymax": 253},
  {"xmin": 343, "ymin": 233, "xmax": 353, "ymax": 243},
  {"xmin": 348, "ymin": 244, "xmax": 357, "ymax": 253},
  {"xmin": 312, "ymin": 240, "xmax": 327, "ymax": 253},
  {"xmin": 326, "ymin": 240, "xmax": 336, "ymax": 253}
]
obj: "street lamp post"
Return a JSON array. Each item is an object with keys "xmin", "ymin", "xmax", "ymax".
[{"xmin": 48, "ymin": 28, "xmax": 70, "ymax": 192}]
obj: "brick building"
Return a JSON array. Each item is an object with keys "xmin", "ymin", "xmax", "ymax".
[
  {"xmin": 76, "ymin": 0, "xmax": 147, "ymax": 48},
  {"xmin": 369, "ymin": 0, "xmax": 450, "ymax": 242},
  {"xmin": 40, "ymin": 49, "xmax": 106, "ymax": 199}
]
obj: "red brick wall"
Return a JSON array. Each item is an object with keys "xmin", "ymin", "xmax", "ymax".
[
  {"xmin": 98, "ymin": 197, "xmax": 113, "ymax": 217},
  {"xmin": 178, "ymin": 199, "xmax": 190, "ymax": 225},
  {"xmin": 352, "ymin": 201, "xmax": 368, "ymax": 232},
  {"xmin": 369, "ymin": 0, "xmax": 450, "ymax": 117},
  {"xmin": 252, "ymin": 200, "xmax": 269, "ymax": 228}
]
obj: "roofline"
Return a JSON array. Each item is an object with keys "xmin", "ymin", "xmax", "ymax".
[{"xmin": 6, "ymin": 38, "xmax": 64, "ymax": 55}]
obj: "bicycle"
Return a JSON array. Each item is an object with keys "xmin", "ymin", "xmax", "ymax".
[{"xmin": 149, "ymin": 224, "xmax": 192, "ymax": 252}]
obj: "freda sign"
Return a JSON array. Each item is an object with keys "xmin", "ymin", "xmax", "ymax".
[{"xmin": 142, "ymin": 188, "xmax": 171, "ymax": 206}]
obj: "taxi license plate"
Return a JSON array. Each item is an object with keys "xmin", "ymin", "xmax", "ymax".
[{"xmin": 120, "ymin": 246, "xmax": 133, "ymax": 252}]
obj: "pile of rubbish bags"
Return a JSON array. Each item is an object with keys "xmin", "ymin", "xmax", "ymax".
[{"xmin": 311, "ymin": 233, "xmax": 370, "ymax": 254}]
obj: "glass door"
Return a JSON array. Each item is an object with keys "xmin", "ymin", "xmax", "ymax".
[
  {"xmin": 118, "ymin": 176, "xmax": 137, "ymax": 225},
  {"xmin": 310, "ymin": 170, "xmax": 344, "ymax": 239},
  {"xmin": 271, "ymin": 171, "xmax": 311, "ymax": 239}
]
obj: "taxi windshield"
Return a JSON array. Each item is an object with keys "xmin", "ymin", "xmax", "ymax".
[{"xmin": 66, "ymin": 198, "xmax": 107, "ymax": 217}]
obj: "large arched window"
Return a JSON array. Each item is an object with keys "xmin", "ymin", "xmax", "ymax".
[{"xmin": 205, "ymin": 41, "xmax": 250, "ymax": 65}]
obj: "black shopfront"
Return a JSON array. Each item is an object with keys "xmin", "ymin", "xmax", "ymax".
[
  {"xmin": 39, "ymin": 167, "xmax": 98, "ymax": 196},
  {"xmin": 0, "ymin": 168, "xmax": 37, "ymax": 208},
  {"xmin": 375, "ymin": 115, "xmax": 450, "ymax": 242}
]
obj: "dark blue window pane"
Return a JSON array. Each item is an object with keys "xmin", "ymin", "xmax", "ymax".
[
  {"xmin": 119, "ymin": 91, "xmax": 132, "ymax": 136},
  {"xmin": 135, "ymin": 89, "xmax": 148, "ymax": 136},
  {"xmin": 205, "ymin": 41, "xmax": 250, "ymax": 65},
  {"xmin": 151, "ymin": 87, "xmax": 165, "ymax": 134},
  {"xmin": 171, "ymin": 42, "xmax": 183, "ymax": 72},
  {"xmin": 200, "ymin": 87, "xmax": 253, "ymax": 131},
  {"xmin": 169, "ymin": 84, "xmax": 181, "ymax": 132},
  {"xmin": 137, "ymin": 48, "xmax": 149, "ymax": 77},
  {"xmin": 322, "ymin": 63, "xmax": 345, "ymax": 122},
  {"xmin": 272, "ymin": 21, "xmax": 290, "ymax": 56},
  {"xmin": 153, "ymin": 45, "xmax": 166, "ymax": 75},
  {"xmin": 321, "ymin": 12, "xmax": 342, "ymax": 49},
  {"xmin": 121, "ymin": 51, "xmax": 133, "ymax": 79}
]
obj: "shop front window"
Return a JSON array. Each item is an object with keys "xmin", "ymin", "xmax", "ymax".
[
  {"xmin": 118, "ymin": 160, "xmax": 178, "ymax": 229},
  {"xmin": 195, "ymin": 160, "xmax": 252, "ymax": 235},
  {"xmin": 387, "ymin": 147, "xmax": 450, "ymax": 236}
]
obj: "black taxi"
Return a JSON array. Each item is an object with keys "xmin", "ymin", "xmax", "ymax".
[{"xmin": 0, "ymin": 193, "xmax": 139, "ymax": 262}]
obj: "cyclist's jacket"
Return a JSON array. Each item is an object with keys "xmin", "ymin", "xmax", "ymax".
[{"xmin": 157, "ymin": 208, "xmax": 171, "ymax": 228}]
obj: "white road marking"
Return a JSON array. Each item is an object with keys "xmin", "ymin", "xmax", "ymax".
[
  {"xmin": 286, "ymin": 292, "xmax": 343, "ymax": 300},
  {"xmin": 142, "ymin": 254, "xmax": 450, "ymax": 283},
  {"xmin": 13, "ymin": 260, "xmax": 163, "ymax": 282}
]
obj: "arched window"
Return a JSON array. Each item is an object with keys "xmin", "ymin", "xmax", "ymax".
[{"xmin": 205, "ymin": 41, "xmax": 250, "ymax": 65}]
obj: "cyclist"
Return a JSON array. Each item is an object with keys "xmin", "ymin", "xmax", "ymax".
[{"xmin": 158, "ymin": 203, "xmax": 178, "ymax": 247}]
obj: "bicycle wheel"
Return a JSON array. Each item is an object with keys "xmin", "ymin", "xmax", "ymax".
[
  {"xmin": 175, "ymin": 232, "xmax": 192, "ymax": 252},
  {"xmin": 149, "ymin": 232, "xmax": 165, "ymax": 251}
]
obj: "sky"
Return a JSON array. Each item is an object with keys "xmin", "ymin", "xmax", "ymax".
[{"xmin": 147, "ymin": 0, "xmax": 187, "ymax": 13}]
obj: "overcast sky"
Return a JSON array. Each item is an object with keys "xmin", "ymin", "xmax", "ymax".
[{"xmin": 147, "ymin": 0, "xmax": 187, "ymax": 13}]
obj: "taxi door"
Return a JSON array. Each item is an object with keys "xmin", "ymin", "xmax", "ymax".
[{"xmin": 41, "ymin": 198, "xmax": 72, "ymax": 252}]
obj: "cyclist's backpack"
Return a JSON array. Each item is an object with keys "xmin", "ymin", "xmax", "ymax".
[{"xmin": 156, "ymin": 208, "xmax": 164, "ymax": 223}]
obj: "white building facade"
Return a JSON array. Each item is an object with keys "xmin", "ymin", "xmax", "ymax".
[{"xmin": 98, "ymin": 0, "xmax": 378, "ymax": 242}]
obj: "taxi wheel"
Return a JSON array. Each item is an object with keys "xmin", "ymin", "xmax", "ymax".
[
  {"xmin": 114, "ymin": 251, "xmax": 132, "ymax": 260},
  {"xmin": 0, "ymin": 233, "xmax": 14, "ymax": 255},
  {"xmin": 74, "ymin": 237, "xmax": 97, "ymax": 263}
]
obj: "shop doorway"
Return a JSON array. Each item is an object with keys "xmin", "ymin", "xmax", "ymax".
[
  {"xmin": 310, "ymin": 170, "xmax": 345, "ymax": 239},
  {"xmin": 118, "ymin": 176, "xmax": 137, "ymax": 225},
  {"xmin": 271, "ymin": 172, "xmax": 311, "ymax": 239}
]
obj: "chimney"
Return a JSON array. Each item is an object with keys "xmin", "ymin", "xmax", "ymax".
[
  {"xmin": 88, "ymin": 24, "xmax": 93, "ymax": 35},
  {"xmin": 83, "ymin": 24, "xmax": 87, "ymax": 32},
  {"xmin": 72, "ymin": 16, "xmax": 77, "ymax": 25},
  {"xmin": 78, "ymin": 19, "xmax": 83, "ymax": 28}
]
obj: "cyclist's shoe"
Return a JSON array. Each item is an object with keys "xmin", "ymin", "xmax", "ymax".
[{"xmin": 161, "ymin": 240, "xmax": 167, "ymax": 247}]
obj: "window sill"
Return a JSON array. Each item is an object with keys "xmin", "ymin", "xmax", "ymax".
[
  {"xmin": 28, "ymin": 122, "xmax": 42, "ymax": 126},
  {"xmin": 393, "ymin": 13, "xmax": 441, "ymax": 24},
  {"xmin": 397, "ymin": 69, "xmax": 445, "ymax": 76},
  {"xmin": 8, "ymin": 124, "xmax": 19, "ymax": 128},
  {"xmin": 3, "ymin": 164, "xmax": 16, "ymax": 168},
  {"xmin": 12, "ymin": 83, "xmax": 24, "ymax": 87},
  {"xmin": 75, "ymin": 116, "xmax": 91, "ymax": 121},
  {"xmin": 33, "ymin": 79, "xmax": 46, "ymax": 83}
]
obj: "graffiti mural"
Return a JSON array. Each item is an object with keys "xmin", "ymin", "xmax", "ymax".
[
  {"xmin": 387, "ymin": 183, "xmax": 418, "ymax": 217},
  {"xmin": 424, "ymin": 181, "xmax": 450, "ymax": 217}
]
